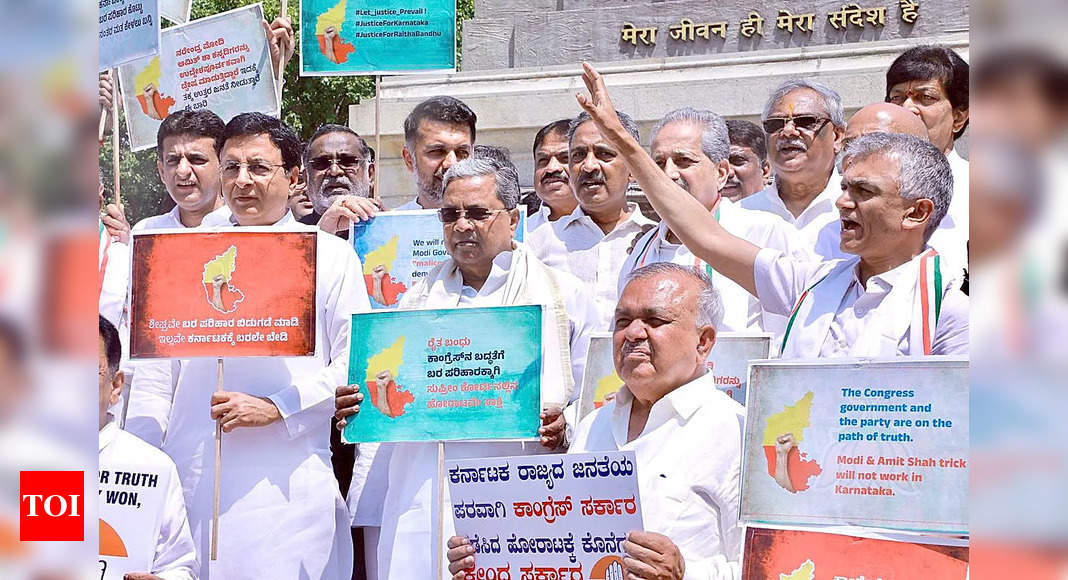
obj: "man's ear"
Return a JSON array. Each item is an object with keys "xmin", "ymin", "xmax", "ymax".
[
  {"xmin": 761, "ymin": 160, "xmax": 772, "ymax": 182},
  {"xmin": 508, "ymin": 208, "xmax": 520, "ymax": 237},
  {"xmin": 286, "ymin": 166, "xmax": 300, "ymax": 192},
  {"xmin": 716, "ymin": 159, "xmax": 730, "ymax": 190},
  {"xmin": 832, "ymin": 125, "xmax": 846, "ymax": 155},
  {"xmin": 696, "ymin": 325, "xmax": 717, "ymax": 359},
  {"xmin": 109, "ymin": 371, "xmax": 124, "ymax": 407},
  {"xmin": 951, "ymin": 107, "xmax": 969, "ymax": 135},
  {"xmin": 904, "ymin": 198, "xmax": 935, "ymax": 235},
  {"xmin": 402, "ymin": 147, "xmax": 415, "ymax": 173}
]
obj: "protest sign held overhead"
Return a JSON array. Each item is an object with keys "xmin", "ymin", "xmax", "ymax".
[
  {"xmin": 447, "ymin": 451, "xmax": 643, "ymax": 578},
  {"xmin": 118, "ymin": 3, "xmax": 279, "ymax": 151},
  {"xmin": 300, "ymin": 0, "xmax": 457, "ymax": 75},
  {"xmin": 129, "ymin": 229, "xmax": 317, "ymax": 359},
  {"xmin": 350, "ymin": 209, "xmax": 526, "ymax": 309},
  {"xmin": 99, "ymin": 0, "xmax": 160, "ymax": 71},
  {"xmin": 741, "ymin": 526, "xmax": 969, "ymax": 580},
  {"xmin": 343, "ymin": 305, "xmax": 542, "ymax": 443},
  {"xmin": 741, "ymin": 358, "xmax": 968, "ymax": 534},
  {"xmin": 98, "ymin": 463, "xmax": 171, "ymax": 580}
]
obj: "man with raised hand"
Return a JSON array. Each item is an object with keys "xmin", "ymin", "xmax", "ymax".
[{"xmin": 574, "ymin": 63, "xmax": 967, "ymax": 358}]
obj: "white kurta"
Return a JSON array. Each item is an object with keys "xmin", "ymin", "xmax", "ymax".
[
  {"xmin": 617, "ymin": 199, "xmax": 800, "ymax": 336},
  {"xmin": 99, "ymin": 421, "xmax": 198, "ymax": 580},
  {"xmin": 524, "ymin": 204, "xmax": 552, "ymax": 234},
  {"xmin": 570, "ymin": 373, "xmax": 745, "ymax": 580},
  {"xmin": 754, "ymin": 248, "xmax": 969, "ymax": 357},
  {"xmin": 126, "ymin": 203, "xmax": 234, "ymax": 446},
  {"xmin": 740, "ymin": 171, "xmax": 844, "ymax": 261},
  {"xmin": 373, "ymin": 246, "xmax": 596, "ymax": 579},
  {"xmin": 394, "ymin": 198, "xmax": 425, "ymax": 211},
  {"xmin": 925, "ymin": 148, "xmax": 969, "ymax": 280},
  {"xmin": 528, "ymin": 203, "xmax": 655, "ymax": 330},
  {"xmin": 136, "ymin": 213, "xmax": 368, "ymax": 579}
]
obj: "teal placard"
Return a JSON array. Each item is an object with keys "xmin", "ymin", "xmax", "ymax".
[
  {"xmin": 299, "ymin": 0, "xmax": 456, "ymax": 76},
  {"xmin": 343, "ymin": 305, "xmax": 542, "ymax": 443}
]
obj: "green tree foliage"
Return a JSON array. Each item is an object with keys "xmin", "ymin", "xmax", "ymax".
[{"xmin": 101, "ymin": 0, "xmax": 475, "ymax": 224}]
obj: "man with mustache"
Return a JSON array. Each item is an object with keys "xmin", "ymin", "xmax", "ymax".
[
  {"xmin": 298, "ymin": 124, "xmax": 383, "ymax": 236},
  {"xmin": 723, "ymin": 119, "xmax": 771, "ymax": 203},
  {"xmin": 618, "ymin": 107, "xmax": 799, "ymax": 334},
  {"xmin": 447, "ymin": 263, "xmax": 745, "ymax": 579},
  {"xmin": 527, "ymin": 110, "xmax": 656, "ymax": 329},
  {"xmin": 395, "ymin": 96, "xmax": 477, "ymax": 210},
  {"xmin": 335, "ymin": 157, "xmax": 595, "ymax": 578},
  {"xmin": 527, "ymin": 119, "xmax": 578, "ymax": 232},
  {"xmin": 740, "ymin": 79, "xmax": 847, "ymax": 260},
  {"xmin": 575, "ymin": 63, "xmax": 968, "ymax": 358}
]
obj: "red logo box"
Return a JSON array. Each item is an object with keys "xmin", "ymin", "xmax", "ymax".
[{"xmin": 19, "ymin": 471, "xmax": 84, "ymax": 541}]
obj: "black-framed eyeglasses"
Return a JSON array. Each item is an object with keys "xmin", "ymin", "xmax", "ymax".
[
  {"xmin": 762, "ymin": 115, "xmax": 832, "ymax": 135},
  {"xmin": 308, "ymin": 154, "xmax": 367, "ymax": 171},
  {"xmin": 437, "ymin": 207, "xmax": 508, "ymax": 224}
]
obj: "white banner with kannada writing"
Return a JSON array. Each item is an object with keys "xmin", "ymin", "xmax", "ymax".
[
  {"xmin": 741, "ymin": 357, "xmax": 968, "ymax": 534},
  {"xmin": 447, "ymin": 451, "xmax": 643, "ymax": 578}
]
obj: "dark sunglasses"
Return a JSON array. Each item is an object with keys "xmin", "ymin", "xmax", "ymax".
[
  {"xmin": 762, "ymin": 115, "xmax": 832, "ymax": 135},
  {"xmin": 437, "ymin": 207, "xmax": 508, "ymax": 223},
  {"xmin": 308, "ymin": 154, "xmax": 366, "ymax": 171}
]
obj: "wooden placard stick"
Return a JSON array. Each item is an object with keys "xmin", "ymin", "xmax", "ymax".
[{"xmin": 211, "ymin": 357, "xmax": 224, "ymax": 560}]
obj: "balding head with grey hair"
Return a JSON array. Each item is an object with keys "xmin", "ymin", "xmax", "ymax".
[
  {"xmin": 763, "ymin": 79, "xmax": 846, "ymax": 129},
  {"xmin": 624, "ymin": 262, "xmax": 724, "ymax": 329},
  {"xmin": 650, "ymin": 108, "xmax": 730, "ymax": 164},
  {"xmin": 442, "ymin": 157, "xmax": 521, "ymax": 209},
  {"xmin": 839, "ymin": 132, "xmax": 953, "ymax": 239}
]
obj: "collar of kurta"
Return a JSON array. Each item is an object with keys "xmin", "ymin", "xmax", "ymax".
[
  {"xmin": 228, "ymin": 210, "xmax": 295, "ymax": 227},
  {"xmin": 558, "ymin": 201, "xmax": 646, "ymax": 230},
  {"xmin": 766, "ymin": 169, "xmax": 840, "ymax": 221},
  {"xmin": 99, "ymin": 419, "xmax": 118, "ymax": 452},
  {"xmin": 614, "ymin": 370, "xmax": 714, "ymax": 427}
]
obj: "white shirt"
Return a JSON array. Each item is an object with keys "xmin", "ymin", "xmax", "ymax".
[
  {"xmin": 99, "ymin": 421, "xmax": 198, "ymax": 580},
  {"xmin": 99, "ymin": 233, "xmax": 129, "ymax": 329},
  {"xmin": 754, "ymin": 248, "xmax": 969, "ymax": 357},
  {"xmin": 126, "ymin": 212, "xmax": 367, "ymax": 579},
  {"xmin": 529, "ymin": 203, "xmax": 655, "ymax": 330},
  {"xmin": 372, "ymin": 248, "xmax": 596, "ymax": 579},
  {"xmin": 524, "ymin": 204, "xmax": 553, "ymax": 234},
  {"xmin": 570, "ymin": 372, "xmax": 745, "ymax": 580},
  {"xmin": 132, "ymin": 204, "xmax": 233, "ymax": 231},
  {"xmin": 741, "ymin": 171, "xmax": 844, "ymax": 261},
  {"xmin": 394, "ymin": 198, "xmax": 425, "ymax": 211},
  {"xmin": 618, "ymin": 199, "xmax": 800, "ymax": 336},
  {"xmin": 926, "ymin": 149, "xmax": 969, "ymax": 279}
]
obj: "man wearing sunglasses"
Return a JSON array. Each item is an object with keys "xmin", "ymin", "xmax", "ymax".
[
  {"xmin": 334, "ymin": 157, "xmax": 596, "ymax": 578},
  {"xmin": 740, "ymin": 79, "xmax": 848, "ymax": 260},
  {"xmin": 299, "ymin": 123, "xmax": 383, "ymax": 235},
  {"xmin": 124, "ymin": 112, "xmax": 369, "ymax": 579}
]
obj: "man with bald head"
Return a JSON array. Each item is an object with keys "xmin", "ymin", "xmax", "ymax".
[{"xmin": 843, "ymin": 102, "xmax": 928, "ymax": 146}]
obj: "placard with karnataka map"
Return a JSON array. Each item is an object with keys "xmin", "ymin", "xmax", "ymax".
[
  {"xmin": 129, "ymin": 228, "xmax": 317, "ymax": 359},
  {"xmin": 741, "ymin": 358, "xmax": 968, "ymax": 534}
]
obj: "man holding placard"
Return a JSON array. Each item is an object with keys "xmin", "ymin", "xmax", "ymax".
[
  {"xmin": 574, "ymin": 64, "xmax": 969, "ymax": 358},
  {"xmin": 336, "ymin": 157, "xmax": 596, "ymax": 578},
  {"xmin": 447, "ymin": 263, "xmax": 744, "ymax": 578},
  {"xmin": 140, "ymin": 113, "xmax": 368, "ymax": 579}
]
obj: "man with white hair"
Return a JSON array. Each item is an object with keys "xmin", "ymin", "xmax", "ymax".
[
  {"xmin": 447, "ymin": 263, "xmax": 745, "ymax": 578},
  {"xmin": 742, "ymin": 79, "xmax": 848, "ymax": 259},
  {"xmin": 576, "ymin": 64, "xmax": 967, "ymax": 358},
  {"xmin": 618, "ymin": 107, "xmax": 800, "ymax": 334},
  {"xmin": 335, "ymin": 157, "xmax": 596, "ymax": 578}
]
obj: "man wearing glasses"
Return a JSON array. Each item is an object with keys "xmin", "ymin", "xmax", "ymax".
[
  {"xmin": 299, "ymin": 124, "xmax": 386, "ymax": 236},
  {"xmin": 740, "ymin": 79, "xmax": 848, "ymax": 260},
  {"xmin": 133, "ymin": 112, "xmax": 368, "ymax": 579},
  {"xmin": 334, "ymin": 157, "xmax": 595, "ymax": 578}
]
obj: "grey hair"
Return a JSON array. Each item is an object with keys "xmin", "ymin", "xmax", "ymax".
[
  {"xmin": 649, "ymin": 107, "xmax": 730, "ymax": 164},
  {"xmin": 838, "ymin": 132, "xmax": 953, "ymax": 239},
  {"xmin": 762, "ymin": 79, "xmax": 846, "ymax": 129},
  {"xmin": 624, "ymin": 262, "xmax": 724, "ymax": 329},
  {"xmin": 567, "ymin": 110, "xmax": 640, "ymax": 143},
  {"xmin": 441, "ymin": 157, "xmax": 521, "ymax": 209}
]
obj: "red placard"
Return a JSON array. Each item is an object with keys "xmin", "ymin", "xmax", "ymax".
[{"xmin": 130, "ymin": 230, "xmax": 317, "ymax": 358}]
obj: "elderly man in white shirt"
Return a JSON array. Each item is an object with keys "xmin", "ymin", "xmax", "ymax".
[
  {"xmin": 741, "ymin": 79, "xmax": 847, "ymax": 261},
  {"xmin": 335, "ymin": 157, "xmax": 596, "ymax": 579},
  {"xmin": 618, "ymin": 107, "xmax": 799, "ymax": 335},
  {"xmin": 576, "ymin": 63, "xmax": 967, "ymax": 359},
  {"xmin": 99, "ymin": 315, "xmax": 198, "ymax": 580},
  {"xmin": 447, "ymin": 262, "xmax": 745, "ymax": 579},
  {"xmin": 527, "ymin": 110, "xmax": 655, "ymax": 329},
  {"xmin": 526, "ymin": 119, "xmax": 579, "ymax": 233}
]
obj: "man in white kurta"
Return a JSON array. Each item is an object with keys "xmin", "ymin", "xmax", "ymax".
[
  {"xmin": 527, "ymin": 111, "xmax": 656, "ymax": 329},
  {"xmin": 129, "ymin": 113, "xmax": 367, "ymax": 578},
  {"xmin": 447, "ymin": 263, "xmax": 744, "ymax": 579},
  {"xmin": 738, "ymin": 80, "xmax": 848, "ymax": 261},
  {"xmin": 338, "ymin": 158, "xmax": 595, "ymax": 578},
  {"xmin": 394, "ymin": 96, "xmax": 478, "ymax": 211},
  {"xmin": 525, "ymin": 119, "xmax": 579, "ymax": 234},
  {"xmin": 616, "ymin": 108, "xmax": 799, "ymax": 335},
  {"xmin": 576, "ymin": 64, "xmax": 968, "ymax": 360},
  {"xmin": 100, "ymin": 315, "xmax": 197, "ymax": 580}
]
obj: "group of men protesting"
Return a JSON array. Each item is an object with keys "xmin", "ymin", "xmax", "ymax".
[{"xmin": 98, "ymin": 39, "xmax": 969, "ymax": 579}]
